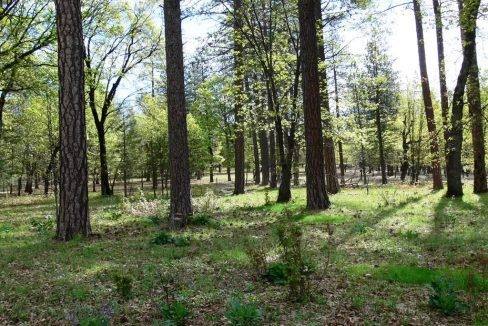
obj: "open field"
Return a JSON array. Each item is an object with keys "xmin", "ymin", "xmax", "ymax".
[{"xmin": 0, "ymin": 184, "xmax": 487, "ymax": 325}]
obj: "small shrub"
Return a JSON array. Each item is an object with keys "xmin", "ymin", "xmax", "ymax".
[
  {"xmin": 352, "ymin": 222, "xmax": 368, "ymax": 234},
  {"xmin": 429, "ymin": 277, "xmax": 467, "ymax": 315},
  {"xmin": 151, "ymin": 232, "xmax": 190, "ymax": 247},
  {"xmin": 190, "ymin": 213, "xmax": 219, "ymax": 228},
  {"xmin": 111, "ymin": 273, "xmax": 133, "ymax": 301},
  {"xmin": 264, "ymin": 188, "xmax": 271, "ymax": 206},
  {"xmin": 160, "ymin": 301, "xmax": 189, "ymax": 326},
  {"xmin": 264, "ymin": 262, "xmax": 289, "ymax": 285},
  {"xmin": 30, "ymin": 214, "xmax": 54, "ymax": 233},
  {"xmin": 225, "ymin": 297, "xmax": 263, "ymax": 326}
]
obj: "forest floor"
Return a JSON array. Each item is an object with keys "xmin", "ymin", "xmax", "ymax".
[{"xmin": 0, "ymin": 184, "xmax": 487, "ymax": 325}]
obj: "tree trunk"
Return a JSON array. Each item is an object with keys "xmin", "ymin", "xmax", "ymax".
[
  {"xmin": 332, "ymin": 65, "xmax": 345, "ymax": 185},
  {"xmin": 252, "ymin": 129, "xmax": 260, "ymax": 185},
  {"xmin": 95, "ymin": 124, "xmax": 112, "ymax": 196},
  {"xmin": 375, "ymin": 106, "xmax": 388, "ymax": 185},
  {"xmin": 315, "ymin": 0, "xmax": 339, "ymax": 194},
  {"xmin": 298, "ymin": 0, "xmax": 330, "ymax": 210},
  {"xmin": 164, "ymin": 0, "xmax": 193, "ymax": 228},
  {"xmin": 293, "ymin": 143, "xmax": 300, "ymax": 186},
  {"xmin": 44, "ymin": 145, "xmax": 60, "ymax": 195},
  {"xmin": 413, "ymin": 0, "xmax": 443, "ymax": 190},
  {"xmin": 466, "ymin": 34, "xmax": 487, "ymax": 193},
  {"xmin": 269, "ymin": 129, "xmax": 277, "ymax": 188},
  {"xmin": 432, "ymin": 0, "xmax": 450, "ymax": 164},
  {"xmin": 209, "ymin": 145, "xmax": 214, "ymax": 183},
  {"xmin": 54, "ymin": 0, "xmax": 90, "ymax": 241},
  {"xmin": 447, "ymin": 0, "xmax": 481, "ymax": 197},
  {"xmin": 259, "ymin": 130, "xmax": 270, "ymax": 185},
  {"xmin": 233, "ymin": 0, "xmax": 245, "ymax": 195}
]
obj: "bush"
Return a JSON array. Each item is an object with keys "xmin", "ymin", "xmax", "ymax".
[
  {"xmin": 225, "ymin": 297, "xmax": 263, "ymax": 326},
  {"xmin": 30, "ymin": 214, "xmax": 54, "ymax": 233},
  {"xmin": 160, "ymin": 301, "xmax": 189, "ymax": 326},
  {"xmin": 244, "ymin": 238, "xmax": 267, "ymax": 277},
  {"xmin": 263, "ymin": 262, "xmax": 289, "ymax": 285},
  {"xmin": 429, "ymin": 277, "xmax": 467, "ymax": 315},
  {"xmin": 112, "ymin": 273, "xmax": 133, "ymax": 301},
  {"xmin": 151, "ymin": 232, "xmax": 190, "ymax": 247}
]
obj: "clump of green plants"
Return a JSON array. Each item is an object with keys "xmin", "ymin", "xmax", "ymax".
[
  {"xmin": 151, "ymin": 231, "xmax": 190, "ymax": 247},
  {"xmin": 79, "ymin": 316, "xmax": 109, "ymax": 326},
  {"xmin": 158, "ymin": 271, "xmax": 190, "ymax": 325},
  {"xmin": 264, "ymin": 188, "xmax": 271, "ymax": 206},
  {"xmin": 429, "ymin": 277, "xmax": 467, "ymax": 315},
  {"xmin": 189, "ymin": 213, "xmax": 220, "ymax": 228},
  {"xmin": 225, "ymin": 297, "xmax": 263, "ymax": 326},
  {"xmin": 263, "ymin": 262, "xmax": 289, "ymax": 285},
  {"xmin": 275, "ymin": 221, "xmax": 313, "ymax": 302},
  {"xmin": 30, "ymin": 214, "xmax": 54, "ymax": 233},
  {"xmin": 101, "ymin": 210, "xmax": 122, "ymax": 221},
  {"xmin": 111, "ymin": 272, "xmax": 133, "ymax": 301}
]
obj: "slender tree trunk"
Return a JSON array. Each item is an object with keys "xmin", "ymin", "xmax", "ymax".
[
  {"xmin": 252, "ymin": 130, "xmax": 260, "ymax": 185},
  {"xmin": 298, "ymin": 0, "xmax": 330, "ymax": 210},
  {"xmin": 433, "ymin": 0, "xmax": 450, "ymax": 163},
  {"xmin": 259, "ymin": 130, "xmax": 270, "ymax": 186},
  {"xmin": 209, "ymin": 145, "xmax": 214, "ymax": 183},
  {"xmin": 447, "ymin": 0, "xmax": 481, "ymax": 197},
  {"xmin": 333, "ymin": 65, "xmax": 346, "ymax": 185},
  {"xmin": 269, "ymin": 129, "xmax": 277, "ymax": 188},
  {"xmin": 293, "ymin": 144, "xmax": 300, "ymax": 186},
  {"xmin": 95, "ymin": 124, "xmax": 112, "ymax": 196},
  {"xmin": 233, "ymin": 0, "xmax": 245, "ymax": 195},
  {"xmin": 375, "ymin": 105, "xmax": 388, "ymax": 185},
  {"xmin": 164, "ymin": 0, "xmax": 193, "ymax": 228},
  {"xmin": 224, "ymin": 131, "xmax": 232, "ymax": 182},
  {"xmin": 413, "ymin": 0, "xmax": 443, "ymax": 190},
  {"xmin": 54, "ymin": 0, "xmax": 90, "ymax": 241},
  {"xmin": 466, "ymin": 31, "xmax": 487, "ymax": 193},
  {"xmin": 315, "ymin": 0, "xmax": 339, "ymax": 194}
]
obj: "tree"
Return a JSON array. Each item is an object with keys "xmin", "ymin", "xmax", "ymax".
[
  {"xmin": 298, "ymin": 0, "xmax": 330, "ymax": 210},
  {"xmin": 412, "ymin": 0, "xmax": 443, "ymax": 190},
  {"xmin": 446, "ymin": 0, "xmax": 481, "ymax": 197},
  {"xmin": 54, "ymin": 0, "xmax": 90, "ymax": 240},
  {"xmin": 164, "ymin": 0, "xmax": 193, "ymax": 228},
  {"xmin": 233, "ymin": 0, "xmax": 245, "ymax": 195}
]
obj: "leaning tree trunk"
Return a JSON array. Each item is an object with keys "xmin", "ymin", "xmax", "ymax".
[
  {"xmin": 446, "ymin": 0, "xmax": 481, "ymax": 197},
  {"xmin": 233, "ymin": 0, "xmax": 245, "ymax": 195},
  {"xmin": 315, "ymin": 0, "xmax": 339, "ymax": 194},
  {"xmin": 413, "ymin": 0, "xmax": 443, "ymax": 190},
  {"xmin": 54, "ymin": 0, "xmax": 90, "ymax": 241},
  {"xmin": 164, "ymin": 0, "xmax": 193, "ymax": 228},
  {"xmin": 298, "ymin": 0, "xmax": 330, "ymax": 210}
]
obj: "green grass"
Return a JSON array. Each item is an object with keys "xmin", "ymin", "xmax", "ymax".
[{"xmin": 0, "ymin": 184, "xmax": 486, "ymax": 324}]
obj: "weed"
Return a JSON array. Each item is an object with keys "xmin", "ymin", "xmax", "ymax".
[
  {"xmin": 160, "ymin": 301, "xmax": 189, "ymax": 326},
  {"xmin": 263, "ymin": 262, "xmax": 289, "ymax": 285},
  {"xmin": 29, "ymin": 214, "xmax": 54, "ymax": 233},
  {"xmin": 225, "ymin": 297, "xmax": 263, "ymax": 326},
  {"xmin": 79, "ymin": 316, "xmax": 109, "ymax": 326},
  {"xmin": 111, "ymin": 273, "xmax": 133, "ymax": 301},
  {"xmin": 429, "ymin": 277, "xmax": 467, "ymax": 315},
  {"xmin": 244, "ymin": 237, "xmax": 267, "ymax": 277},
  {"xmin": 151, "ymin": 232, "xmax": 190, "ymax": 247}
]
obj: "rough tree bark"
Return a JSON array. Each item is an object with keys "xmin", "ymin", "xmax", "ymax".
[
  {"xmin": 233, "ymin": 0, "xmax": 245, "ymax": 195},
  {"xmin": 54, "ymin": 0, "xmax": 90, "ymax": 241},
  {"xmin": 164, "ymin": 0, "xmax": 193, "ymax": 227},
  {"xmin": 315, "ymin": 0, "xmax": 339, "ymax": 194},
  {"xmin": 413, "ymin": 0, "xmax": 443, "ymax": 190},
  {"xmin": 298, "ymin": 0, "xmax": 330, "ymax": 210},
  {"xmin": 446, "ymin": 0, "xmax": 481, "ymax": 197}
]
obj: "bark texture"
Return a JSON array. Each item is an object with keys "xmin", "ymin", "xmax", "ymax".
[
  {"xmin": 298, "ymin": 0, "xmax": 330, "ymax": 210},
  {"xmin": 413, "ymin": 0, "xmax": 443, "ymax": 190},
  {"xmin": 55, "ymin": 0, "xmax": 90, "ymax": 241},
  {"xmin": 164, "ymin": 0, "xmax": 193, "ymax": 227}
]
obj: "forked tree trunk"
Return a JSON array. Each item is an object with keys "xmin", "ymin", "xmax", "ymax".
[
  {"xmin": 233, "ymin": 0, "xmax": 245, "ymax": 195},
  {"xmin": 413, "ymin": 0, "xmax": 443, "ymax": 190},
  {"xmin": 164, "ymin": 0, "xmax": 193, "ymax": 227},
  {"xmin": 298, "ymin": 0, "xmax": 330, "ymax": 210},
  {"xmin": 54, "ymin": 0, "xmax": 90, "ymax": 241}
]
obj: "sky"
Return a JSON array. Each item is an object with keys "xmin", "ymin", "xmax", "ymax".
[{"xmin": 124, "ymin": 0, "xmax": 488, "ymax": 99}]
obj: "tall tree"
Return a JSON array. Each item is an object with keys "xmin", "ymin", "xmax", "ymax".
[
  {"xmin": 164, "ymin": 0, "xmax": 192, "ymax": 228},
  {"xmin": 315, "ymin": 0, "xmax": 339, "ymax": 194},
  {"xmin": 446, "ymin": 0, "xmax": 481, "ymax": 197},
  {"xmin": 233, "ymin": 0, "xmax": 245, "ymax": 195},
  {"xmin": 298, "ymin": 0, "xmax": 330, "ymax": 210},
  {"xmin": 54, "ymin": 0, "xmax": 90, "ymax": 241},
  {"xmin": 412, "ymin": 0, "xmax": 443, "ymax": 190}
]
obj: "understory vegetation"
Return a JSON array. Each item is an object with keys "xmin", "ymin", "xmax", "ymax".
[{"xmin": 0, "ymin": 184, "xmax": 486, "ymax": 325}]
